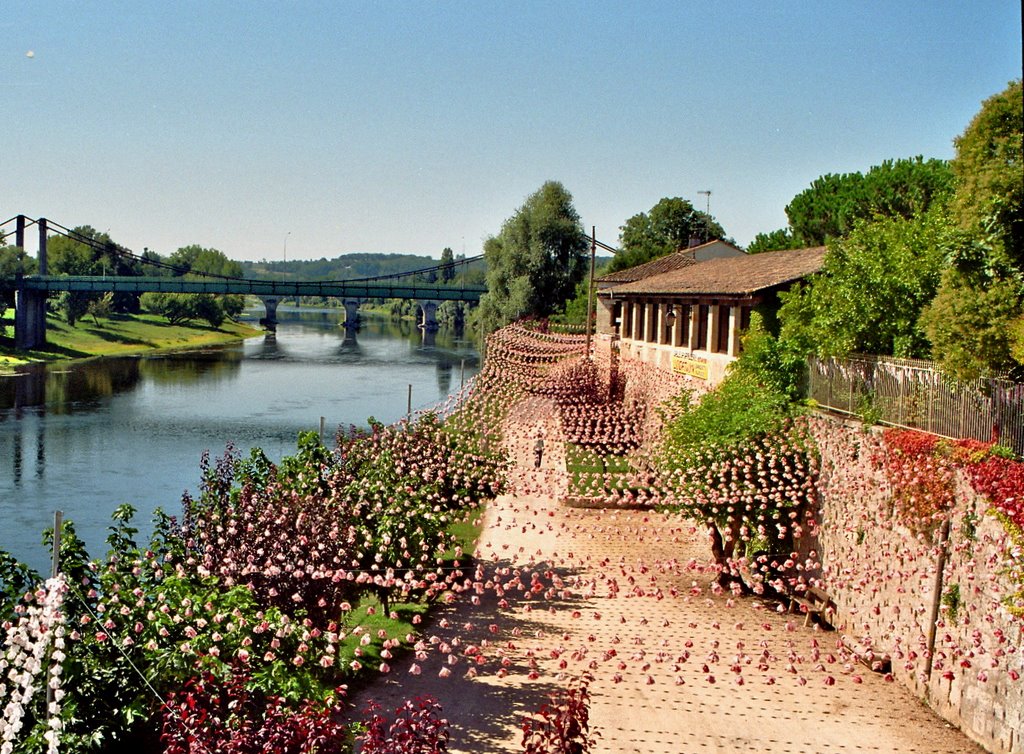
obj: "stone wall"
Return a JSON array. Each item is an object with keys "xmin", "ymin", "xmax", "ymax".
[{"xmin": 805, "ymin": 414, "xmax": 1023, "ymax": 754}]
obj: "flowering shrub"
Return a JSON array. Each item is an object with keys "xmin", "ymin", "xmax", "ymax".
[
  {"xmin": 0, "ymin": 575, "xmax": 67, "ymax": 754},
  {"xmin": 359, "ymin": 696, "xmax": 450, "ymax": 754},
  {"xmin": 0, "ymin": 395, "xmax": 508, "ymax": 751},
  {"xmin": 660, "ymin": 374, "xmax": 819, "ymax": 592},
  {"xmin": 521, "ymin": 674, "xmax": 597, "ymax": 754},
  {"xmin": 963, "ymin": 451, "xmax": 1024, "ymax": 530}
]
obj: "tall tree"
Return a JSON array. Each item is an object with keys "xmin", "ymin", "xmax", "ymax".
[
  {"xmin": 46, "ymin": 225, "xmax": 146, "ymax": 314},
  {"xmin": 439, "ymin": 246, "xmax": 455, "ymax": 283},
  {"xmin": 949, "ymin": 79, "xmax": 1023, "ymax": 270},
  {"xmin": 608, "ymin": 197, "xmax": 725, "ymax": 272},
  {"xmin": 753, "ymin": 156, "xmax": 954, "ymax": 250},
  {"xmin": 921, "ymin": 80, "xmax": 1024, "ymax": 380},
  {"xmin": 476, "ymin": 181, "xmax": 588, "ymax": 331}
]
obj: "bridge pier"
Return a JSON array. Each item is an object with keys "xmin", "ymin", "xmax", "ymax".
[
  {"xmin": 342, "ymin": 299, "xmax": 361, "ymax": 330},
  {"xmin": 14, "ymin": 288, "xmax": 48, "ymax": 350},
  {"xmin": 419, "ymin": 300, "xmax": 440, "ymax": 331},
  {"xmin": 259, "ymin": 296, "xmax": 280, "ymax": 330}
]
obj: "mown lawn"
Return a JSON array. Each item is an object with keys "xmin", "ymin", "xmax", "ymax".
[{"xmin": 0, "ymin": 312, "xmax": 263, "ymax": 369}]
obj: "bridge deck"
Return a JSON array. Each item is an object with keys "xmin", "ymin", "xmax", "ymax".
[{"xmin": 11, "ymin": 275, "xmax": 486, "ymax": 302}]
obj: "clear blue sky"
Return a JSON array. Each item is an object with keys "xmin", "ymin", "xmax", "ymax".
[{"xmin": 3, "ymin": 1, "xmax": 1021, "ymax": 261}]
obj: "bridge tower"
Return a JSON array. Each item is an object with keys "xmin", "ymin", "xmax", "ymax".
[{"xmin": 14, "ymin": 217, "xmax": 49, "ymax": 350}]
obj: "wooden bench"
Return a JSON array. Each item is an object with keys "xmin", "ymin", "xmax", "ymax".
[{"xmin": 787, "ymin": 586, "xmax": 835, "ymax": 627}]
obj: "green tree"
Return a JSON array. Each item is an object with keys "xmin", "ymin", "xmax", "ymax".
[
  {"xmin": 141, "ymin": 291, "xmax": 195, "ymax": 324},
  {"xmin": 167, "ymin": 244, "xmax": 244, "ymax": 278},
  {"xmin": 86, "ymin": 291, "xmax": 115, "ymax": 326},
  {"xmin": 746, "ymin": 228, "xmax": 796, "ymax": 254},
  {"xmin": 608, "ymin": 197, "xmax": 725, "ymax": 272},
  {"xmin": 949, "ymin": 79, "xmax": 1023, "ymax": 268},
  {"xmin": 921, "ymin": 81, "xmax": 1024, "ymax": 380},
  {"xmin": 475, "ymin": 181, "xmax": 588, "ymax": 331},
  {"xmin": 756, "ymin": 157, "xmax": 954, "ymax": 250},
  {"xmin": 46, "ymin": 225, "xmax": 145, "ymax": 316},
  {"xmin": 157, "ymin": 245, "xmax": 245, "ymax": 327},
  {"xmin": 920, "ymin": 271, "xmax": 1022, "ymax": 380},
  {"xmin": 0, "ymin": 245, "xmax": 36, "ymax": 278},
  {"xmin": 778, "ymin": 209, "xmax": 954, "ymax": 359},
  {"xmin": 440, "ymin": 246, "xmax": 455, "ymax": 283}
]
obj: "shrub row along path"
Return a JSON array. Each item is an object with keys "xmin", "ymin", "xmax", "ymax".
[{"xmin": 347, "ymin": 396, "xmax": 984, "ymax": 753}]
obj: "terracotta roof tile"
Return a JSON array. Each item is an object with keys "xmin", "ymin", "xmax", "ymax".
[
  {"xmin": 597, "ymin": 249, "xmax": 698, "ymax": 283},
  {"xmin": 596, "ymin": 239, "xmax": 746, "ymax": 284},
  {"xmin": 603, "ymin": 246, "xmax": 826, "ymax": 296}
]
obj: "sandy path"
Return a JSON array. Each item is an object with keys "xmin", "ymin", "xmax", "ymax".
[{"xmin": 346, "ymin": 397, "xmax": 983, "ymax": 753}]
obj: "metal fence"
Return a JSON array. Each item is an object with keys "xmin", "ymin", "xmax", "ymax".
[{"xmin": 807, "ymin": 355, "xmax": 1024, "ymax": 455}]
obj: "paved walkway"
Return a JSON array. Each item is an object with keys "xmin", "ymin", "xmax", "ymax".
[{"xmin": 348, "ymin": 398, "xmax": 984, "ymax": 753}]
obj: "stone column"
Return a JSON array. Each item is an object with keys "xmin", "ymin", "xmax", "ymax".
[
  {"xmin": 657, "ymin": 303, "xmax": 669, "ymax": 345},
  {"xmin": 14, "ymin": 289, "xmax": 47, "ymax": 349},
  {"xmin": 708, "ymin": 304, "xmax": 721, "ymax": 352},
  {"xmin": 258, "ymin": 296, "xmax": 279, "ymax": 329},
  {"xmin": 728, "ymin": 304, "xmax": 742, "ymax": 356},
  {"xmin": 343, "ymin": 299, "xmax": 361, "ymax": 330},
  {"xmin": 419, "ymin": 300, "xmax": 440, "ymax": 331},
  {"xmin": 688, "ymin": 305, "xmax": 700, "ymax": 350},
  {"xmin": 645, "ymin": 301, "xmax": 657, "ymax": 343}
]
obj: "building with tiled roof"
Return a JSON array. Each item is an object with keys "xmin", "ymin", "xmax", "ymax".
[
  {"xmin": 594, "ymin": 246, "xmax": 826, "ymax": 385},
  {"xmin": 595, "ymin": 239, "xmax": 747, "ymax": 286}
]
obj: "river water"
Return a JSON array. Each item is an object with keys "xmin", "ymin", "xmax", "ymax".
[{"xmin": 0, "ymin": 309, "xmax": 479, "ymax": 573}]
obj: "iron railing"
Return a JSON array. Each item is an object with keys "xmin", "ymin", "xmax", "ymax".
[{"xmin": 808, "ymin": 354, "xmax": 1024, "ymax": 455}]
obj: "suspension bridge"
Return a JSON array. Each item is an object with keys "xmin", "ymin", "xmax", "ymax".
[{"xmin": 1, "ymin": 216, "xmax": 489, "ymax": 349}]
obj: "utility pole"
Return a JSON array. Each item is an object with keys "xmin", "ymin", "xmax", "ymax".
[
  {"xmin": 283, "ymin": 231, "xmax": 291, "ymax": 264},
  {"xmin": 585, "ymin": 226, "xmax": 596, "ymax": 360}
]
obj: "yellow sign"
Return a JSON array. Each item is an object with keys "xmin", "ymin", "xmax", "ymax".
[{"xmin": 671, "ymin": 354, "xmax": 709, "ymax": 380}]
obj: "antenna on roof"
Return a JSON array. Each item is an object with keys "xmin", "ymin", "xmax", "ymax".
[
  {"xmin": 697, "ymin": 190, "xmax": 711, "ymax": 216},
  {"xmin": 697, "ymin": 190, "xmax": 712, "ymax": 241}
]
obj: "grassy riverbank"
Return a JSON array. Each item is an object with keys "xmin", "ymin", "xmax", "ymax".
[{"xmin": 0, "ymin": 312, "xmax": 263, "ymax": 370}]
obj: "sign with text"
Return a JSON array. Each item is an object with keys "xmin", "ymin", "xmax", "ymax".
[{"xmin": 671, "ymin": 353, "xmax": 709, "ymax": 380}]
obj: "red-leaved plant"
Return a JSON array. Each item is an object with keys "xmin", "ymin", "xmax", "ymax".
[
  {"xmin": 359, "ymin": 696, "xmax": 450, "ymax": 754},
  {"xmin": 160, "ymin": 670, "xmax": 350, "ymax": 754},
  {"xmin": 521, "ymin": 674, "xmax": 598, "ymax": 754}
]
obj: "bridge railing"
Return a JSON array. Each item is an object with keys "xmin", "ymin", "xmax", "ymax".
[{"xmin": 16, "ymin": 275, "xmax": 487, "ymax": 302}]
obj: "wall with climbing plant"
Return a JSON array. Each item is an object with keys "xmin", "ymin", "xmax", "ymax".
[{"xmin": 805, "ymin": 416, "xmax": 1023, "ymax": 754}]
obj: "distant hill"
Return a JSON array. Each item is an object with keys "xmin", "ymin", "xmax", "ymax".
[
  {"xmin": 240, "ymin": 251, "xmax": 612, "ymax": 284},
  {"xmin": 242, "ymin": 253, "xmax": 442, "ymax": 281}
]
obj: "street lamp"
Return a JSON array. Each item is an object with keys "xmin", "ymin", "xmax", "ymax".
[{"xmin": 284, "ymin": 232, "xmax": 291, "ymax": 263}]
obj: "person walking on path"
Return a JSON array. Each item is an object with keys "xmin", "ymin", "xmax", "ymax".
[{"xmin": 533, "ymin": 433, "xmax": 545, "ymax": 469}]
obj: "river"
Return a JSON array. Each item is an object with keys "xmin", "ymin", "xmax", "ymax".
[{"xmin": 0, "ymin": 309, "xmax": 480, "ymax": 573}]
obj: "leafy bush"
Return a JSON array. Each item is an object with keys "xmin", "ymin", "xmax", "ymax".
[
  {"xmin": 521, "ymin": 674, "xmax": 597, "ymax": 754},
  {"xmin": 359, "ymin": 696, "xmax": 450, "ymax": 754},
  {"xmin": 660, "ymin": 373, "xmax": 818, "ymax": 591},
  {"xmin": 160, "ymin": 671, "xmax": 350, "ymax": 754}
]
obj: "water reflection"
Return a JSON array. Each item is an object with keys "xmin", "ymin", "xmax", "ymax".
[
  {"xmin": 0, "ymin": 312, "xmax": 479, "ymax": 572},
  {"xmin": 0, "ymin": 358, "xmax": 143, "ymax": 414}
]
